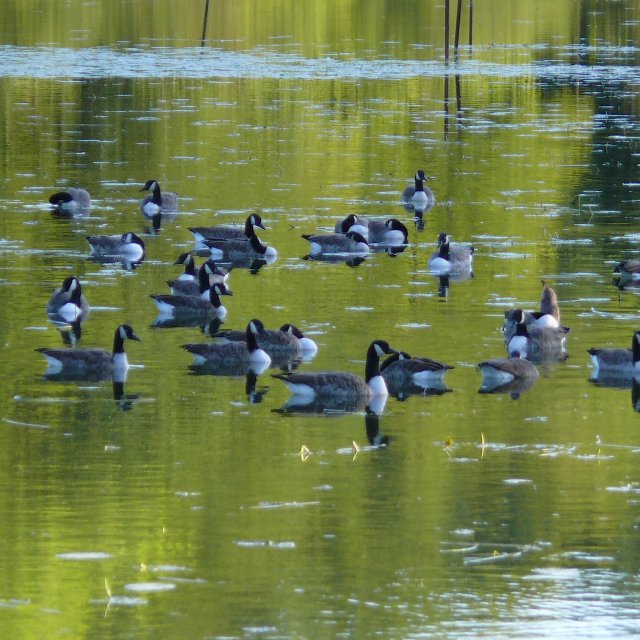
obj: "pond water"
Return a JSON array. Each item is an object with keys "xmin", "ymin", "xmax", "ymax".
[{"xmin": 1, "ymin": 1, "xmax": 640, "ymax": 638}]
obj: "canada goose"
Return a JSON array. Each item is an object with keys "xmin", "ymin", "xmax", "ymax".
[
  {"xmin": 503, "ymin": 308, "xmax": 561, "ymax": 343},
  {"xmin": 205, "ymin": 233, "xmax": 278, "ymax": 265},
  {"xmin": 428, "ymin": 233, "xmax": 474, "ymax": 273},
  {"xmin": 150, "ymin": 282, "xmax": 231, "ymax": 320},
  {"xmin": 273, "ymin": 340, "xmax": 397, "ymax": 399},
  {"xmin": 279, "ymin": 324, "xmax": 318, "ymax": 355},
  {"xmin": 139, "ymin": 179, "xmax": 178, "ymax": 217},
  {"xmin": 613, "ymin": 259, "xmax": 640, "ymax": 280},
  {"xmin": 335, "ymin": 215, "xmax": 408, "ymax": 246},
  {"xmin": 302, "ymin": 231, "xmax": 369, "ymax": 256},
  {"xmin": 46, "ymin": 276, "xmax": 90, "ymax": 324},
  {"xmin": 173, "ymin": 252, "xmax": 199, "ymax": 281},
  {"xmin": 182, "ymin": 319, "xmax": 271, "ymax": 368},
  {"xmin": 402, "ymin": 170, "xmax": 436, "ymax": 210},
  {"xmin": 540, "ymin": 280, "xmax": 560, "ymax": 321},
  {"xmin": 167, "ymin": 260, "xmax": 229, "ymax": 297},
  {"xmin": 368, "ymin": 219, "xmax": 409, "ymax": 245},
  {"xmin": 477, "ymin": 353, "xmax": 539, "ymax": 394},
  {"xmin": 189, "ymin": 214, "xmax": 266, "ymax": 246},
  {"xmin": 588, "ymin": 331, "xmax": 640, "ymax": 376},
  {"xmin": 36, "ymin": 324, "xmax": 140, "ymax": 381},
  {"xmin": 506, "ymin": 320, "xmax": 569, "ymax": 362},
  {"xmin": 503, "ymin": 281, "xmax": 562, "ymax": 341},
  {"xmin": 214, "ymin": 322, "xmax": 317, "ymax": 360},
  {"xmin": 48, "ymin": 187, "xmax": 91, "ymax": 213},
  {"xmin": 86, "ymin": 232, "xmax": 145, "ymax": 262},
  {"xmin": 334, "ymin": 213, "xmax": 369, "ymax": 236},
  {"xmin": 380, "ymin": 351, "xmax": 454, "ymax": 393}
]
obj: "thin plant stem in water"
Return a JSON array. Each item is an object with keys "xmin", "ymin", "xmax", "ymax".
[
  {"xmin": 454, "ymin": 0, "xmax": 463, "ymax": 60},
  {"xmin": 201, "ymin": 0, "xmax": 210, "ymax": 47}
]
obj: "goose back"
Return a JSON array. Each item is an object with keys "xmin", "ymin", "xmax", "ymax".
[
  {"xmin": 190, "ymin": 214, "xmax": 266, "ymax": 245},
  {"xmin": 273, "ymin": 340, "xmax": 396, "ymax": 399},
  {"xmin": 302, "ymin": 231, "xmax": 369, "ymax": 255}
]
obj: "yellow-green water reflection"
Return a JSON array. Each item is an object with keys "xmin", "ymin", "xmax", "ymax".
[{"xmin": 0, "ymin": 1, "xmax": 640, "ymax": 639}]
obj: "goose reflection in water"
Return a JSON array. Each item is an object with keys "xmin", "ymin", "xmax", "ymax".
[
  {"xmin": 190, "ymin": 249, "xmax": 270, "ymax": 276},
  {"xmin": 112, "ymin": 380, "xmax": 140, "ymax": 412},
  {"xmin": 431, "ymin": 270, "xmax": 474, "ymax": 299},
  {"xmin": 588, "ymin": 375, "xmax": 640, "ymax": 415},
  {"xmin": 275, "ymin": 397, "xmax": 390, "ymax": 447},
  {"xmin": 303, "ymin": 253, "xmax": 367, "ymax": 268},
  {"xmin": 187, "ymin": 361, "xmax": 271, "ymax": 404},
  {"xmin": 274, "ymin": 391, "xmax": 387, "ymax": 417},
  {"xmin": 57, "ymin": 319, "xmax": 83, "ymax": 347}
]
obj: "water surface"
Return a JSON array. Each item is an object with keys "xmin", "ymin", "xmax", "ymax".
[{"xmin": 1, "ymin": 1, "xmax": 640, "ymax": 639}]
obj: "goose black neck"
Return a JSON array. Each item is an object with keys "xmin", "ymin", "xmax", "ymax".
[
  {"xmin": 208, "ymin": 287, "xmax": 222, "ymax": 308},
  {"xmin": 112, "ymin": 328, "xmax": 126, "ymax": 354},
  {"xmin": 244, "ymin": 217, "xmax": 255, "ymax": 237},
  {"xmin": 364, "ymin": 343, "xmax": 383, "ymax": 383},
  {"xmin": 249, "ymin": 234, "xmax": 266, "ymax": 255},
  {"xmin": 198, "ymin": 266, "xmax": 211, "ymax": 294},
  {"xmin": 438, "ymin": 242, "xmax": 450, "ymax": 259},
  {"xmin": 414, "ymin": 175, "xmax": 424, "ymax": 193},
  {"xmin": 245, "ymin": 323, "xmax": 260, "ymax": 352},
  {"xmin": 633, "ymin": 333, "xmax": 640, "ymax": 363},
  {"xmin": 514, "ymin": 322, "xmax": 529, "ymax": 337},
  {"xmin": 184, "ymin": 255, "xmax": 196, "ymax": 276},
  {"xmin": 151, "ymin": 182, "xmax": 162, "ymax": 205},
  {"xmin": 70, "ymin": 282, "xmax": 83, "ymax": 305}
]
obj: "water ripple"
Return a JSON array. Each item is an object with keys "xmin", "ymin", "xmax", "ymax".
[{"xmin": 0, "ymin": 45, "xmax": 639, "ymax": 82}]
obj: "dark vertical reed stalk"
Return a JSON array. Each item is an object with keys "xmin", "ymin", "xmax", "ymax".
[
  {"xmin": 469, "ymin": 0, "xmax": 474, "ymax": 47},
  {"xmin": 444, "ymin": 73, "xmax": 450, "ymax": 139},
  {"xmin": 454, "ymin": 0, "xmax": 463, "ymax": 59},
  {"xmin": 444, "ymin": 0, "xmax": 450, "ymax": 63},
  {"xmin": 201, "ymin": 0, "xmax": 211, "ymax": 47}
]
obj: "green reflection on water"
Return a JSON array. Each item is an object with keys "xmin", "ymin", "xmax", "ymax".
[{"xmin": 0, "ymin": 1, "xmax": 640, "ymax": 639}]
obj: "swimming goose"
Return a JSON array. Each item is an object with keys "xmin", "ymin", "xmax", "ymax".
[
  {"xmin": 302, "ymin": 231, "xmax": 369, "ymax": 256},
  {"xmin": 588, "ymin": 331, "xmax": 640, "ymax": 376},
  {"xmin": 151, "ymin": 282, "xmax": 231, "ymax": 319},
  {"xmin": 139, "ymin": 179, "xmax": 178, "ymax": 217},
  {"xmin": 86, "ymin": 232, "xmax": 145, "ymax": 262},
  {"xmin": 168, "ymin": 260, "xmax": 229, "ymax": 297},
  {"xmin": 182, "ymin": 319, "xmax": 271, "ymax": 368},
  {"xmin": 506, "ymin": 319, "xmax": 569, "ymax": 362},
  {"xmin": 173, "ymin": 252, "xmax": 199, "ymax": 281},
  {"xmin": 368, "ymin": 219, "xmax": 409, "ymax": 245},
  {"xmin": 335, "ymin": 215, "xmax": 408, "ymax": 246},
  {"xmin": 503, "ymin": 281, "xmax": 562, "ymax": 341},
  {"xmin": 402, "ymin": 170, "xmax": 436, "ymax": 209},
  {"xmin": 189, "ymin": 214, "xmax": 266, "ymax": 246},
  {"xmin": 46, "ymin": 276, "xmax": 90, "ymax": 324},
  {"xmin": 503, "ymin": 308, "xmax": 562, "ymax": 343},
  {"xmin": 37, "ymin": 324, "xmax": 140, "ymax": 381},
  {"xmin": 48, "ymin": 187, "xmax": 91, "ymax": 213},
  {"xmin": 334, "ymin": 214, "xmax": 369, "ymax": 236},
  {"xmin": 279, "ymin": 324, "xmax": 318, "ymax": 355},
  {"xmin": 477, "ymin": 352, "xmax": 539, "ymax": 396},
  {"xmin": 205, "ymin": 233, "xmax": 278, "ymax": 265},
  {"xmin": 214, "ymin": 322, "xmax": 317, "ymax": 361},
  {"xmin": 273, "ymin": 339, "xmax": 397, "ymax": 399},
  {"xmin": 380, "ymin": 350, "xmax": 454, "ymax": 393},
  {"xmin": 428, "ymin": 233, "xmax": 474, "ymax": 273},
  {"xmin": 477, "ymin": 353, "xmax": 539, "ymax": 387},
  {"xmin": 613, "ymin": 259, "xmax": 640, "ymax": 281}
]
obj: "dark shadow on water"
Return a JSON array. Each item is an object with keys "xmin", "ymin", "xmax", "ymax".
[{"xmin": 303, "ymin": 254, "xmax": 367, "ymax": 268}]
